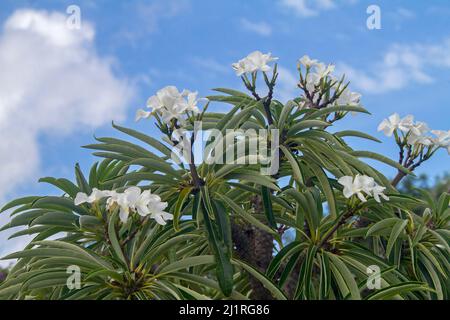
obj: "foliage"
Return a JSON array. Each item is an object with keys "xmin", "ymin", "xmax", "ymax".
[
  {"xmin": 399, "ymin": 173, "xmax": 450, "ymax": 201},
  {"xmin": 0, "ymin": 53, "xmax": 448, "ymax": 300}
]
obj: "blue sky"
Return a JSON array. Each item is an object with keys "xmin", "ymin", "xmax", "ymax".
[{"xmin": 0, "ymin": 0, "xmax": 449, "ymax": 257}]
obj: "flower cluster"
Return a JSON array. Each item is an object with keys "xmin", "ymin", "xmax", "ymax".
[
  {"xmin": 378, "ymin": 113, "xmax": 450, "ymax": 153},
  {"xmin": 338, "ymin": 175, "xmax": 389, "ymax": 203},
  {"xmin": 136, "ymin": 86, "xmax": 205, "ymax": 125},
  {"xmin": 74, "ymin": 187, "xmax": 173, "ymax": 225},
  {"xmin": 297, "ymin": 55, "xmax": 361, "ymax": 109},
  {"xmin": 232, "ymin": 51, "xmax": 278, "ymax": 76}
]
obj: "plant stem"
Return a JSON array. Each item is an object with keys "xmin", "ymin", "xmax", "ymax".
[
  {"xmin": 391, "ymin": 171, "xmax": 406, "ymax": 188},
  {"xmin": 318, "ymin": 209, "xmax": 354, "ymax": 248},
  {"xmin": 188, "ymin": 132, "xmax": 204, "ymax": 189}
]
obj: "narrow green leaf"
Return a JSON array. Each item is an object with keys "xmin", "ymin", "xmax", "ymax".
[
  {"xmin": 261, "ymin": 186, "xmax": 277, "ymax": 229},
  {"xmin": 386, "ymin": 220, "xmax": 408, "ymax": 257}
]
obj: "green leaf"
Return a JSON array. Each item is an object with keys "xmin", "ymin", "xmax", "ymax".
[
  {"xmin": 38, "ymin": 177, "xmax": 80, "ymax": 197},
  {"xmin": 366, "ymin": 218, "xmax": 400, "ymax": 237},
  {"xmin": 160, "ymin": 255, "xmax": 215, "ymax": 273},
  {"xmin": 365, "ymin": 282, "xmax": 431, "ymax": 300},
  {"xmin": 33, "ymin": 197, "xmax": 88, "ymax": 215},
  {"xmin": 232, "ymin": 259, "xmax": 287, "ymax": 300},
  {"xmin": 0, "ymin": 196, "xmax": 41, "ymax": 213},
  {"xmin": 261, "ymin": 186, "xmax": 277, "ymax": 229},
  {"xmin": 386, "ymin": 220, "xmax": 408, "ymax": 257},
  {"xmin": 224, "ymin": 172, "xmax": 280, "ymax": 191},
  {"xmin": 200, "ymin": 187, "xmax": 234, "ymax": 297},
  {"xmin": 129, "ymin": 158, "xmax": 183, "ymax": 179},
  {"xmin": 327, "ymin": 252, "xmax": 361, "ymax": 300},
  {"xmin": 112, "ymin": 122, "xmax": 173, "ymax": 158},
  {"xmin": 277, "ymin": 101, "xmax": 295, "ymax": 129},
  {"xmin": 308, "ymin": 162, "xmax": 337, "ymax": 218},
  {"xmin": 30, "ymin": 211, "xmax": 78, "ymax": 227},
  {"xmin": 350, "ymin": 151, "xmax": 412, "ymax": 175},
  {"xmin": 287, "ymin": 120, "xmax": 330, "ymax": 136},
  {"xmin": 279, "ymin": 145, "xmax": 303, "ymax": 184},
  {"xmin": 217, "ymin": 193, "xmax": 277, "ymax": 236},
  {"xmin": 107, "ymin": 211, "xmax": 128, "ymax": 268},
  {"xmin": 34, "ymin": 241, "xmax": 112, "ymax": 269},
  {"xmin": 141, "ymin": 234, "xmax": 201, "ymax": 265},
  {"xmin": 173, "ymin": 188, "xmax": 192, "ymax": 231},
  {"xmin": 212, "ymin": 88, "xmax": 252, "ymax": 98},
  {"xmin": 306, "ymin": 105, "xmax": 370, "ymax": 119},
  {"xmin": 428, "ymin": 229, "xmax": 450, "ymax": 253},
  {"xmin": 75, "ymin": 163, "xmax": 92, "ymax": 194},
  {"xmin": 335, "ymin": 130, "xmax": 381, "ymax": 143},
  {"xmin": 267, "ymin": 241, "xmax": 301, "ymax": 278}
]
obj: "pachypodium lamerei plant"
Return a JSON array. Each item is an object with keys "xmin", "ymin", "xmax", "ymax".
[{"xmin": 0, "ymin": 51, "xmax": 448, "ymax": 300}]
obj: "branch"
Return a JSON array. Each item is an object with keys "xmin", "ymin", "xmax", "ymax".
[
  {"xmin": 318, "ymin": 209, "xmax": 355, "ymax": 248},
  {"xmin": 391, "ymin": 171, "xmax": 406, "ymax": 188},
  {"xmin": 121, "ymin": 216, "xmax": 149, "ymax": 247}
]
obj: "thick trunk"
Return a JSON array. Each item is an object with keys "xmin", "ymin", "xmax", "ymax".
[{"xmin": 231, "ymin": 195, "xmax": 274, "ymax": 300}]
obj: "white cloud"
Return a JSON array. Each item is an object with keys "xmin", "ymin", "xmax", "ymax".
[
  {"xmin": 276, "ymin": 66, "xmax": 299, "ymax": 102},
  {"xmin": 191, "ymin": 57, "xmax": 229, "ymax": 74},
  {"xmin": 116, "ymin": 0, "xmax": 190, "ymax": 44},
  {"xmin": 0, "ymin": 9, "xmax": 134, "ymax": 259},
  {"xmin": 338, "ymin": 39, "xmax": 450, "ymax": 94},
  {"xmin": 240, "ymin": 18, "xmax": 272, "ymax": 37},
  {"xmin": 278, "ymin": 0, "xmax": 359, "ymax": 17},
  {"xmin": 396, "ymin": 7, "xmax": 415, "ymax": 19},
  {"xmin": 279, "ymin": 0, "xmax": 337, "ymax": 17}
]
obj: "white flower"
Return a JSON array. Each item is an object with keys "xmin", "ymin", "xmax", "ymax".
[
  {"xmin": 134, "ymin": 190, "xmax": 171, "ymax": 223},
  {"xmin": 159, "ymin": 100, "xmax": 187, "ymax": 124},
  {"xmin": 232, "ymin": 51, "xmax": 278, "ymax": 75},
  {"xmin": 408, "ymin": 134, "xmax": 432, "ymax": 146},
  {"xmin": 409, "ymin": 121, "xmax": 429, "ymax": 137},
  {"xmin": 407, "ymin": 122, "xmax": 431, "ymax": 146},
  {"xmin": 246, "ymin": 51, "xmax": 278, "ymax": 72},
  {"xmin": 147, "ymin": 196, "xmax": 173, "ymax": 225},
  {"xmin": 135, "ymin": 109, "xmax": 152, "ymax": 122},
  {"xmin": 182, "ymin": 90, "xmax": 202, "ymax": 114},
  {"xmin": 140, "ymin": 86, "xmax": 186, "ymax": 124},
  {"xmin": 354, "ymin": 175, "xmax": 376, "ymax": 195},
  {"xmin": 399, "ymin": 115, "xmax": 415, "ymax": 131},
  {"xmin": 301, "ymin": 60, "xmax": 335, "ymax": 94},
  {"xmin": 232, "ymin": 58, "xmax": 252, "ymax": 76},
  {"xmin": 314, "ymin": 63, "xmax": 335, "ymax": 79},
  {"xmin": 148, "ymin": 86, "xmax": 184, "ymax": 112},
  {"xmin": 371, "ymin": 185, "xmax": 390, "ymax": 203},
  {"xmin": 147, "ymin": 95, "xmax": 164, "ymax": 112},
  {"xmin": 112, "ymin": 187, "xmax": 141, "ymax": 223},
  {"xmin": 74, "ymin": 188, "xmax": 112, "ymax": 205},
  {"xmin": 132, "ymin": 188, "xmax": 173, "ymax": 225},
  {"xmin": 140, "ymin": 86, "xmax": 205, "ymax": 125},
  {"xmin": 431, "ymin": 130, "xmax": 450, "ymax": 154},
  {"xmin": 85, "ymin": 186, "xmax": 172, "ymax": 225},
  {"xmin": 305, "ymin": 72, "xmax": 321, "ymax": 92},
  {"xmin": 336, "ymin": 90, "xmax": 361, "ymax": 107},
  {"xmin": 338, "ymin": 174, "xmax": 389, "ymax": 203},
  {"xmin": 298, "ymin": 55, "xmax": 318, "ymax": 68},
  {"xmin": 377, "ymin": 113, "xmax": 414, "ymax": 137},
  {"xmin": 338, "ymin": 175, "xmax": 368, "ymax": 202}
]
